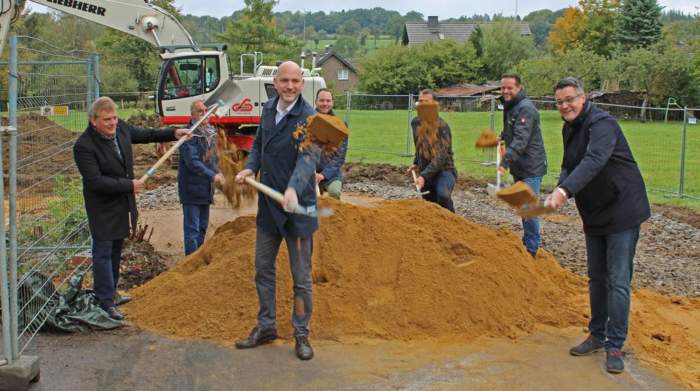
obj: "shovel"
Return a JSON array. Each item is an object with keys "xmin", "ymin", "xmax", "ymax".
[
  {"xmin": 244, "ymin": 177, "xmax": 333, "ymax": 218},
  {"xmin": 496, "ymin": 181, "xmax": 556, "ymax": 219},
  {"xmin": 410, "ymin": 169, "xmax": 430, "ymax": 196},
  {"xmin": 140, "ymin": 80, "xmax": 241, "ymax": 182},
  {"xmin": 487, "ymin": 141, "xmax": 506, "ymax": 196}
]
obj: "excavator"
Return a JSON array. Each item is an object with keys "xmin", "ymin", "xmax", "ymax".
[{"xmin": 0, "ymin": 0, "xmax": 327, "ymax": 150}]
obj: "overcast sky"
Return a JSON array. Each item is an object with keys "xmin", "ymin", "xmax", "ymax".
[{"xmin": 28, "ymin": 0, "xmax": 700, "ymax": 18}]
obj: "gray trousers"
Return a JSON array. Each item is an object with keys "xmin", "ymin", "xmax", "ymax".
[{"xmin": 255, "ymin": 228, "xmax": 313, "ymax": 336}]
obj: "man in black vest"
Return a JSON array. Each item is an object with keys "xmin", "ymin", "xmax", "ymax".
[
  {"xmin": 545, "ymin": 77, "xmax": 650, "ymax": 374},
  {"xmin": 73, "ymin": 97, "xmax": 188, "ymax": 320}
]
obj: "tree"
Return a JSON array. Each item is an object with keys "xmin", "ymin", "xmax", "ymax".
[
  {"xmin": 479, "ymin": 20, "xmax": 536, "ymax": 79},
  {"xmin": 548, "ymin": 7, "xmax": 586, "ymax": 55},
  {"xmin": 616, "ymin": 0, "xmax": 663, "ymax": 50},
  {"xmin": 358, "ymin": 40, "xmax": 481, "ymax": 94},
  {"xmin": 338, "ymin": 20, "xmax": 361, "ymax": 35},
  {"xmin": 523, "ymin": 9, "xmax": 556, "ymax": 49},
  {"xmin": 578, "ymin": 0, "xmax": 620, "ymax": 56}
]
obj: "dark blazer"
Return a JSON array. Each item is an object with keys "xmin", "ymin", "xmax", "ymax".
[
  {"xmin": 73, "ymin": 120, "xmax": 177, "ymax": 241},
  {"xmin": 178, "ymin": 125, "xmax": 219, "ymax": 205},
  {"xmin": 245, "ymin": 97, "xmax": 319, "ymax": 238},
  {"xmin": 500, "ymin": 90, "xmax": 547, "ymax": 179},
  {"xmin": 558, "ymin": 101, "xmax": 650, "ymax": 235}
]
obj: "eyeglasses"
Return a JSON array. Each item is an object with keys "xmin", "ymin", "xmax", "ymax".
[{"xmin": 555, "ymin": 95, "xmax": 582, "ymax": 107}]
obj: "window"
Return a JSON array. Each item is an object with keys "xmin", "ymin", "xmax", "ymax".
[
  {"xmin": 338, "ymin": 68, "xmax": 349, "ymax": 81},
  {"xmin": 161, "ymin": 56, "xmax": 220, "ymax": 100}
]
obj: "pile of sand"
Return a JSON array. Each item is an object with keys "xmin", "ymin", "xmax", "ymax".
[
  {"xmin": 124, "ymin": 198, "xmax": 700, "ymax": 388},
  {"xmin": 125, "ymin": 199, "xmax": 587, "ymax": 341}
]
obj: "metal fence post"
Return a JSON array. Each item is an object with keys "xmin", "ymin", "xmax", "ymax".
[
  {"xmin": 679, "ymin": 106, "xmax": 688, "ymax": 197},
  {"xmin": 93, "ymin": 53, "xmax": 100, "ymax": 100},
  {"xmin": 406, "ymin": 93, "xmax": 413, "ymax": 157},
  {"xmin": 87, "ymin": 57, "xmax": 94, "ymax": 107},
  {"xmin": 8, "ymin": 35, "xmax": 19, "ymax": 360},
  {"xmin": 490, "ymin": 95, "xmax": 496, "ymax": 130},
  {"xmin": 344, "ymin": 90, "xmax": 351, "ymax": 126}
]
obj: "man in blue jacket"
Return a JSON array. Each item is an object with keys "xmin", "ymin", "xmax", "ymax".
[
  {"xmin": 499, "ymin": 73, "xmax": 547, "ymax": 258},
  {"xmin": 178, "ymin": 100, "xmax": 225, "ymax": 255},
  {"xmin": 545, "ymin": 77, "xmax": 650, "ymax": 374},
  {"xmin": 314, "ymin": 88, "xmax": 348, "ymax": 199},
  {"xmin": 233, "ymin": 61, "xmax": 320, "ymax": 361}
]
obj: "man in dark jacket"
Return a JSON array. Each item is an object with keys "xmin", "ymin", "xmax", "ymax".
[
  {"xmin": 545, "ymin": 77, "xmax": 650, "ymax": 374},
  {"xmin": 73, "ymin": 97, "xmax": 188, "ymax": 320},
  {"xmin": 178, "ymin": 100, "xmax": 225, "ymax": 255},
  {"xmin": 409, "ymin": 89, "xmax": 457, "ymax": 212},
  {"xmin": 499, "ymin": 73, "xmax": 547, "ymax": 257},
  {"xmin": 314, "ymin": 88, "xmax": 348, "ymax": 199},
  {"xmin": 233, "ymin": 61, "xmax": 320, "ymax": 361}
]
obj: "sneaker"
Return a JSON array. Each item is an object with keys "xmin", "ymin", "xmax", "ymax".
[
  {"xmin": 569, "ymin": 334, "xmax": 605, "ymax": 356},
  {"xmin": 294, "ymin": 336, "xmax": 314, "ymax": 360},
  {"xmin": 606, "ymin": 349, "xmax": 625, "ymax": 374}
]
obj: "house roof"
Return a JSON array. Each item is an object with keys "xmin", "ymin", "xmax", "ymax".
[
  {"xmin": 317, "ymin": 50, "xmax": 357, "ymax": 74},
  {"xmin": 435, "ymin": 83, "xmax": 501, "ymax": 97},
  {"xmin": 402, "ymin": 21, "xmax": 531, "ymax": 46}
]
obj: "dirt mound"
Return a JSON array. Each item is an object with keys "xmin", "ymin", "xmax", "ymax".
[{"xmin": 125, "ymin": 198, "xmax": 587, "ymax": 341}]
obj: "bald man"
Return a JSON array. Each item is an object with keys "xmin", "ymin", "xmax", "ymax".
[{"xmin": 234, "ymin": 61, "xmax": 320, "ymax": 360}]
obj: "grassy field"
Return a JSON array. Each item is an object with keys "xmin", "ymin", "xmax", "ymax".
[
  {"xmin": 304, "ymin": 37, "xmax": 397, "ymax": 54},
  {"xmin": 47, "ymin": 108, "xmax": 146, "ymax": 132},
  {"xmin": 337, "ymin": 108, "xmax": 700, "ymax": 209}
]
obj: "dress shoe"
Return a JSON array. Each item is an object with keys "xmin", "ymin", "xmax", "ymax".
[
  {"xmin": 105, "ymin": 306, "xmax": 124, "ymax": 321},
  {"xmin": 234, "ymin": 326, "xmax": 278, "ymax": 349},
  {"xmin": 114, "ymin": 293, "xmax": 132, "ymax": 306},
  {"xmin": 294, "ymin": 336, "xmax": 314, "ymax": 360}
]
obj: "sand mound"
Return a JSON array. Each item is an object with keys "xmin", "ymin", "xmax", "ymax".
[{"xmin": 125, "ymin": 199, "xmax": 587, "ymax": 341}]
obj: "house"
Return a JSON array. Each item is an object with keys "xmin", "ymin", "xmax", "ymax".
[
  {"xmin": 315, "ymin": 47, "xmax": 358, "ymax": 92},
  {"xmin": 402, "ymin": 16, "xmax": 531, "ymax": 46}
]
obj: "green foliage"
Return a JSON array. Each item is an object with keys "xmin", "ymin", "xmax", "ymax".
[
  {"xmin": 616, "ymin": 0, "xmax": 663, "ymax": 50},
  {"xmin": 515, "ymin": 47, "xmax": 609, "ymax": 96},
  {"xmin": 358, "ymin": 40, "xmax": 481, "ymax": 94},
  {"xmin": 578, "ymin": 0, "xmax": 620, "ymax": 57},
  {"xmin": 478, "ymin": 20, "xmax": 536, "ymax": 79},
  {"xmin": 334, "ymin": 35, "xmax": 360, "ymax": 58},
  {"xmin": 523, "ymin": 9, "xmax": 565, "ymax": 49}
]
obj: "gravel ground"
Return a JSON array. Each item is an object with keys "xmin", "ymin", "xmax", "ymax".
[{"xmin": 136, "ymin": 166, "xmax": 700, "ymax": 296}]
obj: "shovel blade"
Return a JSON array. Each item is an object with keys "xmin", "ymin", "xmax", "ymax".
[{"xmin": 205, "ymin": 80, "xmax": 241, "ymax": 115}]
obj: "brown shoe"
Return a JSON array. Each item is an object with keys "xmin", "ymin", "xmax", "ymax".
[
  {"xmin": 234, "ymin": 327, "xmax": 277, "ymax": 349},
  {"xmin": 294, "ymin": 336, "xmax": 314, "ymax": 360}
]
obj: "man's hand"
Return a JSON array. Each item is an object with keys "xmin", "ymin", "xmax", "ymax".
[
  {"xmin": 315, "ymin": 173, "xmax": 325, "ymax": 184},
  {"xmin": 406, "ymin": 164, "xmax": 417, "ymax": 175},
  {"xmin": 132, "ymin": 179, "xmax": 145, "ymax": 194},
  {"xmin": 498, "ymin": 165, "xmax": 507, "ymax": 175},
  {"xmin": 283, "ymin": 187, "xmax": 299, "ymax": 212},
  {"xmin": 214, "ymin": 173, "xmax": 226, "ymax": 188},
  {"xmin": 174, "ymin": 128, "xmax": 191, "ymax": 140},
  {"xmin": 545, "ymin": 187, "xmax": 568, "ymax": 209},
  {"xmin": 235, "ymin": 169, "xmax": 253, "ymax": 184},
  {"xmin": 415, "ymin": 175, "xmax": 425, "ymax": 190}
]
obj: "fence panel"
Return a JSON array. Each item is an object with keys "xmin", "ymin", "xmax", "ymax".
[{"xmin": 1, "ymin": 36, "xmax": 95, "ymax": 360}]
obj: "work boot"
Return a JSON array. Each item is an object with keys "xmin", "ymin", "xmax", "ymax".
[
  {"xmin": 606, "ymin": 349, "xmax": 625, "ymax": 374},
  {"xmin": 114, "ymin": 292, "xmax": 132, "ymax": 306},
  {"xmin": 234, "ymin": 326, "xmax": 277, "ymax": 349},
  {"xmin": 105, "ymin": 307, "xmax": 124, "ymax": 321},
  {"xmin": 294, "ymin": 336, "xmax": 314, "ymax": 360},
  {"xmin": 569, "ymin": 334, "xmax": 605, "ymax": 356}
]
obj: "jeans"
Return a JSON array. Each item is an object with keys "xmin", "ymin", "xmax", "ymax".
[
  {"xmin": 513, "ymin": 176, "xmax": 542, "ymax": 255},
  {"xmin": 585, "ymin": 226, "xmax": 640, "ymax": 350},
  {"xmin": 182, "ymin": 203, "xmax": 210, "ymax": 255},
  {"xmin": 422, "ymin": 170, "xmax": 456, "ymax": 212},
  {"xmin": 91, "ymin": 238, "xmax": 124, "ymax": 310},
  {"xmin": 254, "ymin": 229, "xmax": 313, "ymax": 337}
]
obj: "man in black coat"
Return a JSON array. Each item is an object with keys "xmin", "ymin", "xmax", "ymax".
[
  {"xmin": 545, "ymin": 77, "xmax": 650, "ymax": 374},
  {"xmin": 499, "ymin": 73, "xmax": 547, "ymax": 257},
  {"xmin": 73, "ymin": 97, "xmax": 188, "ymax": 320},
  {"xmin": 234, "ymin": 61, "xmax": 320, "ymax": 361}
]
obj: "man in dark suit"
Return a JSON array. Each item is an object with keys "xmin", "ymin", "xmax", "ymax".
[
  {"xmin": 73, "ymin": 97, "xmax": 188, "ymax": 320},
  {"xmin": 234, "ymin": 61, "xmax": 320, "ymax": 360},
  {"xmin": 545, "ymin": 77, "xmax": 650, "ymax": 374}
]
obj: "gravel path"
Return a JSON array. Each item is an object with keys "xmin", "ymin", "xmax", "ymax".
[{"xmin": 136, "ymin": 168, "xmax": 700, "ymax": 296}]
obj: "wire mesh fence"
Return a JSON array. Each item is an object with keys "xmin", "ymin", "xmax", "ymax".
[
  {"xmin": 0, "ymin": 35, "xmax": 95, "ymax": 361},
  {"xmin": 336, "ymin": 92, "xmax": 699, "ymax": 201}
]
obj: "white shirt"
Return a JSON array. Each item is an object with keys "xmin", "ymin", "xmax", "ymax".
[{"xmin": 275, "ymin": 96, "xmax": 299, "ymax": 125}]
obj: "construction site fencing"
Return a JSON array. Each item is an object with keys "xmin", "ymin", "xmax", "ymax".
[
  {"xmin": 0, "ymin": 35, "xmax": 98, "ymax": 366},
  {"xmin": 335, "ymin": 92, "xmax": 699, "ymax": 201}
]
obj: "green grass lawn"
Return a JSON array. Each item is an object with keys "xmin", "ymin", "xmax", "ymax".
[
  {"xmin": 304, "ymin": 37, "xmax": 397, "ymax": 54},
  {"xmin": 338, "ymin": 108, "xmax": 700, "ymax": 210},
  {"xmin": 46, "ymin": 108, "xmax": 146, "ymax": 132}
]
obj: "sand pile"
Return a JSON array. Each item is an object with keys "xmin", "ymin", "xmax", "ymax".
[{"xmin": 125, "ymin": 198, "xmax": 588, "ymax": 341}]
